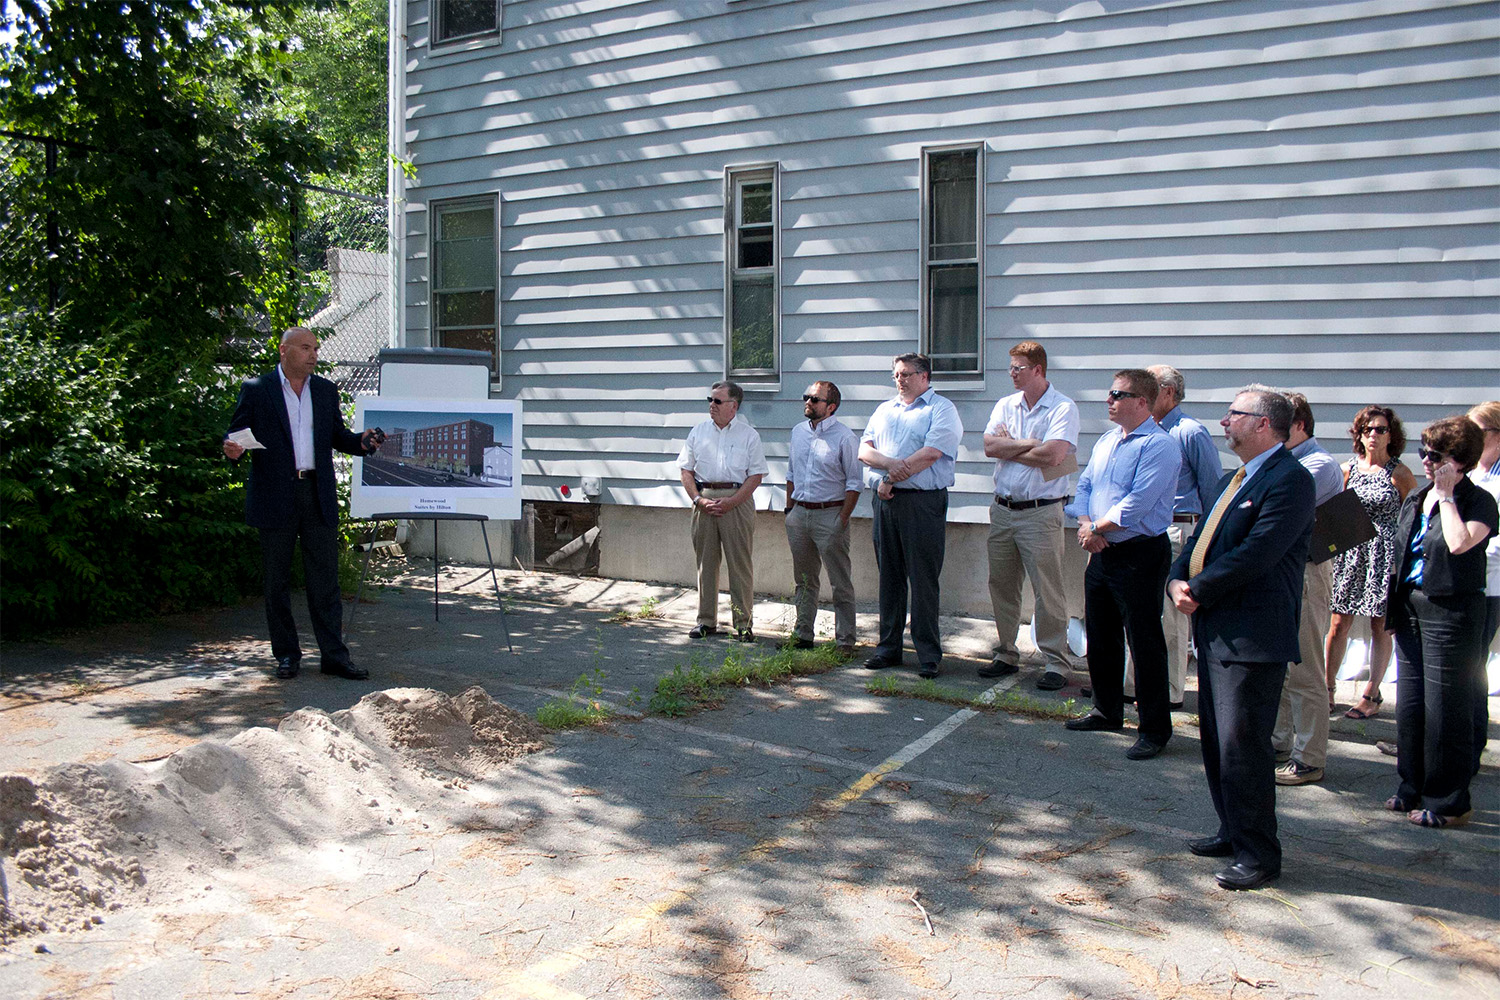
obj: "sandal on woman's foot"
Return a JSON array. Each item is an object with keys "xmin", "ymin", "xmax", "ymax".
[
  {"xmin": 1409, "ymin": 808, "xmax": 1473, "ymax": 829},
  {"xmin": 1345, "ymin": 692, "xmax": 1383, "ymax": 720},
  {"xmin": 1385, "ymin": 794, "xmax": 1415, "ymax": 812}
]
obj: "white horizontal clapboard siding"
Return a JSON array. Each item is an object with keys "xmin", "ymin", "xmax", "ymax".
[{"xmin": 401, "ymin": 0, "xmax": 1500, "ymax": 521}]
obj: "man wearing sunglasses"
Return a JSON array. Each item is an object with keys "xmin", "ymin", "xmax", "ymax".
[
  {"xmin": 982, "ymin": 340, "xmax": 1080, "ymax": 690},
  {"xmin": 784, "ymin": 381, "xmax": 862, "ymax": 656},
  {"xmin": 1064, "ymin": 370, "xmax": 1181, "ymax": 760},
  {"xmin": 678, "ymin": 381, "xmax": 768, "ymax": 642},
  {"xmin": 1167, "ymin": 388, "xmax": 1315, "ymax": 891},
  {"xmin": 859, "ymin": 353, "xmax": 963, "ymax": 678}
]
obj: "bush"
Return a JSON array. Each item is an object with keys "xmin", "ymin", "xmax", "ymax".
[{"xmin": 0, "ymin": 316, "xmax": 261, "ymax": 633}]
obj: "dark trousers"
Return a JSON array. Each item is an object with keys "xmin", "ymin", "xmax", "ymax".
[
  {"xmin": 1083, "ymin": 533, "xmax": 1172, "ymax": 744},
  {"xmin": 871, "ymin": 488, "xmax": 947, "ymax": 664},
  {"xmin": 1197, "ymin": 648, "xmax": 1286, "ymax": 872},
  {"xmin": 260, "ymin": 478, "xmax": 350, "ymax": 667},
  {"xmin": 1393, "ymin": 588, "xmax": 1484, "ymax": 816}
]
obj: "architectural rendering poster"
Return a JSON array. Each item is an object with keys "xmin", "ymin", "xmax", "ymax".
[{"xmin": 352, "ymin": 398, "xmax": 522, "ymax": 521}]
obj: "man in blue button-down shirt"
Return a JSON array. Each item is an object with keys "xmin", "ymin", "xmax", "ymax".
[
  {"xmin": 1064, "ymin": 369, "xmax": 1182, "ymax": 759},
  {"xmin": 1133, "ymin": 364, "xmax": 1223, "ymax": 706},
  {"xmin": 859, "ymin": 353, "xmax": 964, "ymax": 678}
]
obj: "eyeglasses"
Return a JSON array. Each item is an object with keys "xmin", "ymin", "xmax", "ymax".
[
  {"xmin": 706, "ymin": 396, "xmax": 731, "ymax": 406},
  {"xmin": 802, "ymin": 394, "xmax": 827, "ymax": 404},
  {"xmin": 892, "ymin": 370, "xmax": 923, "ymax": 381},
  {"xmin": 1008, "ymin": 364, "xmax": 1033, "ymax": 374},
  {"xmin": 1225, "ymin": 408, "xmax": 1266, "ymax": 421},
  {"xmin": 1417, "ymin": 445, "xmax": 1450, "ymax": 463},
  {"xmin": 1362, "ymin": 425, "xmax": 1390, "ymax": 435},
  {"xmin": 1106, "ymin": 389, "xmax": 1142, "ymax": 401}
]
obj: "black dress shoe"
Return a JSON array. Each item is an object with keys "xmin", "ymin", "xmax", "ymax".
[
  {"xmin": 1187, "ymin": 835, "xmax": 1234, "ymax": 858},
  {"xmin": 918, "ymin": 662, "xmax": 940, "ymax": 679},
  {"xmin": 274, "ymin": 657, "xmax": 301, "ymax": 679},
  {"xmin": 978, "ymin": 658, "xmax": 1018, "ymax": 679},
  {"xmin": 1035, "ymin": 671, "xmax": 1067, "ymax": 691},
  {"xmin": 789, "ymin": 637, "xmax": 815, "ymax": 650},
  {"xmin": 1169, "ymin": 700, "xmax": 1185, "ymax": 711},
  {"xmin": 1064, "ymin": 711, "xmax": 1123, "ymax": 732},
  {"xmin": 1125, "ymin": 737, "xmax": 1165, "ymax": 760},
  {"xmin": 733, "ymin": 630, "xmax": 756, "ymax": 643},
  {"xmin": 688, "ymin": 625, "xmax": 719, "ymax": 639},
  {"xmin": 1215, "ymin": 862, "xmax": 1279, "ymax": 891},
  {"xmin": 321, "ymin": 661, "xmax": 370, "ymax": 680},
  {"xmin": 862, "ymin": 654, "xmax": 898, "ymax": 670}
]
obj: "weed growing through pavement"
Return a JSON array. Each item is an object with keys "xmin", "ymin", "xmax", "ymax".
[
  {"xmin": 866, "ymin": 675, "xmax": 1078, "ymax": 720},
  {"xmin": 648, "ymin": 643, "xmax": 846, "ymax": 717},
  {"xmin": 609, "ymin": 597, "xmax": 662, "ymax": 624},
  {"xmin": 536, "ymin": 666, "xmax": 614, "ymax": 730}
]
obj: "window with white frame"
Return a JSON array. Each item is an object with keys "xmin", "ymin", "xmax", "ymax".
[
  {"xmin": 726, "ymin": 166, "xmax": 778, "ymax": 377},
  {"xmin": 434, "ymin": 1, "xmax": 499, "ymax": 45},
  {"xmin": 431, "ymin": 197, "xmax": 498, "ymax": 374},
  {"xmin": 922, "ymin": 146, "xmax": 981, "ymax": 374}
]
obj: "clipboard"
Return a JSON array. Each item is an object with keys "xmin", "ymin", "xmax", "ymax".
[{"xmin": 1308, "ymin": 488, "xmax": 1377, "ymax": 564}]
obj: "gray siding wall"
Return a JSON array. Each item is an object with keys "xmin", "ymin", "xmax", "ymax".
[{"xmin": 400, "ymin": 0, "xmax": 1500, "ymax": 524}]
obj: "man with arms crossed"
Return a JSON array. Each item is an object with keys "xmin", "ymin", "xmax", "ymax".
[
  {"xmin": 1063, "ymin": 370, "xmax": 1181, "ymax": 760},
  {"xmin": 1271, "ymin": 390, "xmax": 1345, "ymax": 785},
  {"xmin": 785, "ymin": 380, "xmax": 861, "ymax": 656},
  {"xmin": 859, "ymin": 353, "xmax": 963, "ymax": 679},
  {"xmin": 223, "ymin": 327, "xmax": 382, "ymax": 680},
  {"xmin": 983, "ymin": 341, "xmax": 1079, "ymax": 690},
  {"xmin": 679, "ymin": 381, "xmax": 768, "ymax": 642},
  {"xmin": 1129, "ymin": 364, "xmax": 1221, "ymax": 707},
  {"xmin": 1168, "ymin": 388, "xmax": 1315, "ymax": 890}
]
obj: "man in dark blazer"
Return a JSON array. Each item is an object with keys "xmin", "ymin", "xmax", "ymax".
[
  {"xmin": 223, "ymin": 327, "xmax": 380, "ymax": 680},
  {"xmin": 1167, "ymin": 387, "xmax": 1315, "ymax": 890}
]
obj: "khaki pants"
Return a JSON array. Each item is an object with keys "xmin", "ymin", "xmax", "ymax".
[
  {"xmin": 1128, "ymin": 520, "xmax": 1192, "ymax": 702},
  {"xmin": 987, "ymin": 500, "xmax": 1072, "ymax": 672},
  {"xmin": 786, "ymin": 504, "xmax": 856, "ymax": 645},
  {"xmin": 1273, "ymin": 559, "xmax": 1333, "ymax": 768},
  {"xmin": 692, "ymin": 488, "xmax": 755, "ymax": 633}
]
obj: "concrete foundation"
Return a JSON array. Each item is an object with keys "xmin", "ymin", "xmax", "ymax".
[{"xmin": 595, "ymin": 504, "xmax": 1087, "ymax": 625}]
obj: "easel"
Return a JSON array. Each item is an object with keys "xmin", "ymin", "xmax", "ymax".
[{"xmin": 349, "ymin": 511, "xmax": 513, "ymax": 652}]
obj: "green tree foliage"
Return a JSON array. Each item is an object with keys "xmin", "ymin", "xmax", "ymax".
[{"xmin": 0, "ymin": 1, "xmax": 336, "ymax": 632}]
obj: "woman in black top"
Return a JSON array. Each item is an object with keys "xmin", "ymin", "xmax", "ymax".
[{"xmin": 1384, "ymin": 416, "xmax": 1497, "ymax": 828}]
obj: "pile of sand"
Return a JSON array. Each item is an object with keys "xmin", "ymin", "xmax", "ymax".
[{"xmin": 0, "ymin": 686, "xmax": 546, "ymax": 941}]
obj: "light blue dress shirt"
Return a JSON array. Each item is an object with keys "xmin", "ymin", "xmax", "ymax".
[
  {"xmin": 1157, "ymin": 405, "xmax": 1222, "ymax": 516},
  {"xmin": 1065, "ymin": 416, "xmax": 1181, "ymax": 541},
  {"xmin": 789, "ymin": 416, "xmax": 862, "ymax": 503},
  {"xmin": 860, "ymin": 387, "xmax": 963, "ymax": 491},
  {"xmin": 1290, "ymin": 437, "xmax": 1344, "ymax": 507}
]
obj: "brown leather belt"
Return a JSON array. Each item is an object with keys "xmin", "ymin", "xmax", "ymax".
[
  {"xmin": 696, "ymin": 481, "xmax": 741, "ymax": 490},
  {"xmin": 994, "ymin": 495, "xmax": 1063, "ymax": 510},
  {"xmin": 791, "ymin": 499, "xmax": 844, "ymax": 510}
]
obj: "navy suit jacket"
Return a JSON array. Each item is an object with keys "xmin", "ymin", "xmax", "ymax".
[
  {"xmin": 1168, "ymin": 446, "xmax": 1316, "ymax": 665},
  {"xmin": 226, "ymin": 370, "xmax": 367, "ymax": 529}
]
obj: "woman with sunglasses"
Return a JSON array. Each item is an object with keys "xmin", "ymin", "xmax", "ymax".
[
  {"xmin": 1384, "ymin": 417, "xmax": 1496, "ymax": 828},
  {"xmin": 1325, "ymin": 406, "xmax": 1417, "ymax": 717}
]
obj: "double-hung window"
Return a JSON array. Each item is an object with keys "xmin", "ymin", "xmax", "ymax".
[
  {"xmin": 921, "ymin": 146, "xmax": 982, "ymax": 374},
  {"xmin": 431, "ymin": 197, "xmax": 498, "ymax": 374},
  {"xmin": 434, "ymin": 1, "xmax": 499, "ymax": 45},
  {"xmin": 725, "ymin": 165, "xmax": 778, "ymax": 378}
]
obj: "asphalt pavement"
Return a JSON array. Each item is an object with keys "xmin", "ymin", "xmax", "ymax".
[{"xmin": 2, "ymin": 563, "xmax": 1496, "ymax": 999}]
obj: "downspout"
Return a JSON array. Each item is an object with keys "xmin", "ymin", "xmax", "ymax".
[{"xmin": 387, "ymin": 0, "xmax": 408, "ymax": 351}]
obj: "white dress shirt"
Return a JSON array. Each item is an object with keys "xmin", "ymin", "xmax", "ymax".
[
  {"xmin": 985, "ymin": 384, "xmax": 1078, "ymax": 501},
  {"xmin": 278, "ymin": 364, "xmax": 315, "ymax": 472},
  {"xmin": 677, "ymin": 413, "xmax": 768, "ymax": 483}
]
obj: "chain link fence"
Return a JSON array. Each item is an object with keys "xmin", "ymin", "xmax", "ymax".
[{"xmin": 0, "ymin": 129, "xmax": 392, "ymax": 395}]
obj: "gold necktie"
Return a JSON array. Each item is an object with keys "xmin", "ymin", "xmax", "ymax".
[{"xmin": 1189, "ymin": 467, "xmax": 1247, "ymax": 578}]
